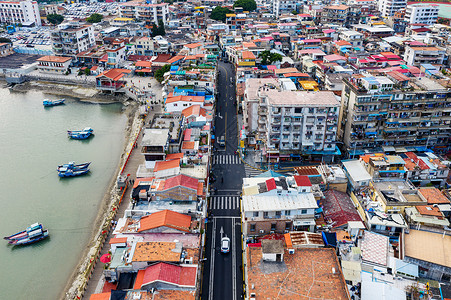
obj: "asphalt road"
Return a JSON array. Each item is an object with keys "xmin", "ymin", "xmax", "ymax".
[{"xmin": 201, "ymin": 61, "xmax": 244, "ymax": 300}]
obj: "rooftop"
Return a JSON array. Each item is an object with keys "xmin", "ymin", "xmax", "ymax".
[
  {"xmin": 264, "ymin": 90, "xmax": 340, "ymax": 107},
  {"xmin": 246, "ymin": 247, "xmax": 350, "ymax": 299},
  {"xmin": 322, "ymin": 190, "xmax": 362, "ymax": 228},
  {"xmin": 138, "ymin": 209, "xmax": 192, "ymax": 233},
  {"xmin": 404, "ymin": 229, "xmax": 451, "ymax": 268},
  {"xmin": 243, "ymin": 194, "xmax": 317, "ymax": 212},
  {"xmin": 131, "ymin": 241, "xmax": 181, "ymax": 262},
  {"xmin": 142, "ymin": 128, "xmax": 169, "ymax": 147}
]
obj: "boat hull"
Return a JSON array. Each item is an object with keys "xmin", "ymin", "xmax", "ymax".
[
  {"xmin": 57, "ymin": 162, "xmax": 91, "ymax": 172},
  {"xmin": 58, "ymin": 168, "xmax": 90, "ymax": 177},
  {"xmin": 43, "ymin": 99, "xmax": 65, "ymax": 107},
  {"xmin": 9, "ymin": 230, "xmax": 49, "ymax": 246}
]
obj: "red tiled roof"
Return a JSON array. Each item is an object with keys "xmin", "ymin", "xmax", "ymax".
[
  {"xmin": 109, "ymin": 237, "xmax": 127, "ymax": 244},
  {"xmin": 166, "ymin": 95, "xmax": 204, "ymax": 104},
  {"xmin": 182, "ymin": 105, "xmax": 207, "ymax": 118},
  {"xmin": 141, "ymin": 263, "xmax": 197, "ymax": 288},
  {"xmin": 96, "ymin": 68, "xmax": 131, "ymax": 80},
  {"xmin": 152, "ymin": 54, "xmax": 172, "ymax": 63},
  {"xmin": 133, "ymin": 270, "xmax": 145, "ymax": 290},
  {"xmin": 164, "ymin": 174, "xmax": 198, "ymax": 190},
  {"xmin": 138, "ymin": 210, "xmax": 191, "ymax": 232},
  {"xmin": 89, "ymin": 293, "xmax": 111, "ymax": 300},
  {"xmin": 294, "ymin": 175, "xmax": 312, "ymax": 187},
  {"xmin": 167, "ymin": 55, "xmax": 185, "ymax": 64},
  {"xmin": 419, "ymin": 188, "xmax": 451, "ymax": 204},
  {"xmin": 322, "ymin": 190, "xmax": 362, "ymax": 228},
  {"xmin": 37, "ymin": 55, "xmax": 72, "ymax": 63},
  {"xmin": 154, "ymin": 159, "xmax": 180, "ymax": 172},
  {"xmin": 184, "ymin": 42, "xmax": 202, "ymax": 49},
  {"xmin": 166, "ymin": 153, "xmax": 184, "ymax": 160},
  {"xmin": 265, "ymin": 178, "xmax": 276, "ymax": 191},
  {"xmin": 135, "ymin": 60, "xmax": 152, "ymax": 67}
]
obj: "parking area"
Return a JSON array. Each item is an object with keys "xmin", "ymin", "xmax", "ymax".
[
  {"xmin": 62, "ymin": 2, "xmax": 118, "ymax": 19},
  {"xmin": 1, "ymin": 27, "xmax": 52, "ymax": 49}
]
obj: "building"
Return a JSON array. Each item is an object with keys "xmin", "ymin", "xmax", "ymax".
[
  {"xmin": 0, "ymin": 42, "xmax": 12, "ymax": 56},
  {"xmin": 321, "ymin": 5, "xmax": 350, "ymax": 27},
  {"xmin": 243, "ymin": 78, "xmax": 341, "ymax": 162},
  {"xmin": 245, "ymin": 246, "xmax": 351, "ymax": 299},
  {"xmin": 378, "ymin": 0, "xmax": 407, "ymax": 17},
  {"xmin": 403, "ymin": 45, "xmax": 445, "ymax": 67},
  {"xmin": 119, "ymin": 0, "xmax": 169, "ymax": 26},
  {"xmin": 51, "ymin": 23, "xmax": 95, "ymax": 56},
  {"xmin": 405, "ymin": 3, "xmax": 439, "ymax": 26},
  {"xmin": 272, "ymin": 0, "xmax": 298, "ymax": 18},
  {"xmin": 0, "ymin": 0, "xmax": 40, "ymax": 26},
  {"xmin": 339, "ymin": 74, "xmax": 451, "ymax": 156},
  {"xmin": 36, "ymin": 55, "xmax": 72, "ymax": 74}
]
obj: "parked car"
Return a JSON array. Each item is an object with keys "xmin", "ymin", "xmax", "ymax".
[{"xmin": 218, "ymin": 135, "xmax": 225, "ymax": 147}]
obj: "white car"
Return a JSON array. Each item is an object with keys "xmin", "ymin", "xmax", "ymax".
[{"xmin": 221, "ymin": 237, "xmax": 230, "ymax": 253}]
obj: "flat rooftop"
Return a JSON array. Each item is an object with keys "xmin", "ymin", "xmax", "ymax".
[
  {"xmin": 404, "ymin": 229, "xmax": 451, "ymax": 268},
  {"xmin": 265, "ymin": 90, "xmax": 340, "ymax": 107},
  {"xmin": 0, "ymin": 53, "xmax": 42, "ymax": 69},
  {"xmin": 246, "ymin": 247, "xmax": 350, "ymax": 299}
]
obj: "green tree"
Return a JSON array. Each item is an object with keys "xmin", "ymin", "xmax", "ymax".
[
  {"xmin": 259, "ymin": 50, "xmax": 283, "ymax": 65},
  {"xmin": 86, "ymin": 13, "xmax": 103, "ymax": 23},
  {"xmin": 291, "ymin": 10, "xmax": 298, "ymax": 15},
  {"xmin": 0, "ymin": 37, "xmax": 12, "ymax": 43},
  {"xmin": 151, "ymin": 20, "xmax": 166, "ymax": 37},
  {"xmin": 84, "ymin": 68, "xmax": 91, "ymax": 76},
  {"xmin": 155, "ymin": 64, "xmax": 171, "ymax": 83},
  {"xmin": 210, "ymin": 6, "xmax": 232, "ymax": 21},
  {"xmin": 233, "ymin": 0, "xmax": 257, "ymax": 11},
  {"xmin": 47, "ymin": 14, "xmax": 64, "ymax": 25}
]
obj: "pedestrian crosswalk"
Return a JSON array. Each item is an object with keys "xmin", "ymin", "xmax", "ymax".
[
  {"xmin": 212, "ymin": 154, "xmax": 242, "ymax": 165},
  {"xmin": 209, "ymin": 196, "xmax": 240, "ymax": 210},
  {"xmin": 244, "ymin": 165, "xmax": 264, "ymax": 178}
]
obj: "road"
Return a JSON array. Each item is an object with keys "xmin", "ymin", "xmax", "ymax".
[{"xmin": 201, "ymin": 61, "xmax": 244, "ymax": 300}]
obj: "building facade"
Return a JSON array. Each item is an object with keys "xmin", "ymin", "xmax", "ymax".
[
  {"xmin": 405, "ymin": 3, "xmax": 439, "ymax": 26},
  {"xmin": 51, "ymin": 23, "xmax": 95, "ymax": 56},
  {"xmin": 339, "ymin": 74, "xmax": 451, "ymax": 156},
  {"xmin": 0, "ymin": 0, "xmax": 40, "ymax": 26},
  {"xmin": 119, "ymin": 1, "xmax": 168, "ymax": 26},
  {"xmin": 378, "ymin": 0, "xmax": 407, "ymax": 17}
]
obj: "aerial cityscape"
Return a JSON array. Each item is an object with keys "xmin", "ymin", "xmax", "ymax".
[{"xmin": 0, "ymin": 0, "xmax": 450, "ymax": 299}]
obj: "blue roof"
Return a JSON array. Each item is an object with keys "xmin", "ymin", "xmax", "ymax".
[
  {"xmin": 256, "ymin": 170, "xmax": 284, "ymax": 178},
  {"xmin": 395, "ymin": 258, "xmax": 418, "ymax": 278}
]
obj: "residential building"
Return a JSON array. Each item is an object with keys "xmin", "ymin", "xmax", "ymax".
[
  {"xmin": 405, "ymin": 3, "xmax": 439, "ymax": 26},
  {"xmin": 403, "ymin": 45, "xmax": 445, "ymax": 67},
  {"xmin": 321, "ymin": 5, "xmax": 350, "ymax": 27},
  {"xmin": 51, "ymin": 23, "xmax": 95, "ymax": 57},
  {"xmin": 36, "ymin": 55, "xmax": 72, "ymax": 74},
  {"xmin": 0, "ymin": 0, "xmax": 40, "ymax": 26},
  {"xmin": 272, "ymin": 0, "xmax": 298, "ymax": 18},
  {"xmin": 378, "ymin": 0, "xmax": 407, "ymax": 17},
  {"xmin": 339, "ymin": 74, "xmax": 451, "ymax": 156},
  {"xmin": 95, "ymin": 68, "xmax": 130, "ymax": 92},
  {"xmin": 0, "ymin": 42, "xmax": 13, "ymax": 56},
  {"xmin": 119, "ymin": 1, "xmax": 168, "ymax": 26}
]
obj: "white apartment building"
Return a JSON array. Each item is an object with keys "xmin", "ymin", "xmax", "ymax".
[
  {"xmin": 405, "ymin": 3, "xmax": 439, "ymax": 26},
  {"xmin": 0, "ymin": 0, "xmax": 40, "ymax": 26},
  {"xmin": 51, "ymin": 23, "xmax": 95, "ymax": 56},
  {"xmin": 339, "ymin": 30, "xmax": 363, "ymax": 47},
  {"xmin": 404, "ymin": 45, "xmax": 445, "ymax": 66},
  {"xmin": 378, "ymin": 0, "xmax": 407, "ymax": 17},
  {"xmin": 119, "ymin": 1, "xmax": 168, "ymax": 25},
  {"xmin": 272, "ymin": 0, "xmax": 298, "ymax": 18}
]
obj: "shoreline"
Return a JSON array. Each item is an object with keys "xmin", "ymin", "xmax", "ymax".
[{"xmin": 60, "ymin": 99, "xmax": 143, "ymax": 300}]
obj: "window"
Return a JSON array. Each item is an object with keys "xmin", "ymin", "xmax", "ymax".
[
  {"xmin": 263, "ymin": 212, "xmax": 269, "ymax": 218},
  {"xmin": 250, "ymin": 224, "xmax": 256, "ymax": 232},
  {"xmin": 284, "ymin": 210, "xmax": 290, "ymax": 216},
  {"xmin": 285, "ymin": 222, "xmax": 291, "ymax": 231},
  {"xmin": 275, "ymin": 211, "xmax": 281, "ymax": 217},
  {"xmin": 271, "ymin": 223, "xmax": 276, "ymax": 231},
  {"xmin": 301, "ymin": 209, "xmax": 307, "ymax": 214},
  {"xmin": 253, "ymin": 211, "xmax": 259, "ymax": 217}
]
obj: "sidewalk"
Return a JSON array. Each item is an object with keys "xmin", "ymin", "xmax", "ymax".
[{"xmin": 82, "ymin": 104, "xmax": 162, "ymax": 299}]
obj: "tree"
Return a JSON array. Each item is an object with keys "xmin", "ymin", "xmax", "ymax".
[
  {"xmin": 47, "ymin": 14, "xmax": 64, "ymax": 25},
  {"xmin": 0, "ymin": 37, "xmax": 12, "ymax": 44},
  {"xmin": 155, "ymin": 64, "xmax": 171, "ymax": 83},
  {"xmin": 210, "ymin": 6, "xmax": 232, "ymax": 21},
  {"xmin": 84, "ymin": 68, "xmax": 91, "ymax": 76},
  {"xmin": 233, "ymin": 0, "xmax": 256, "ymax": 12},
  {"xmin": 87, "ymin": 13, "xmax": 103, "ymax": 23},
  {"xmin": 259, "ymin": 50, "xmax": 283, "ymax": 65},
  {"xmin": 151, "ymin": 20, "xmax": 166, "ymax": 37}
]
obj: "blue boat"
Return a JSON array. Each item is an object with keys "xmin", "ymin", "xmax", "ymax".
[
  {"xmin": 58, "ymin": 168, "xmax": 90, "ymax": 177},
  {"xmin": 43, "ymin": 99, "xmax": 65, "ymax": 107},
  {"xmin": 5, "ymin": 223, "xmax": 49, "ymax": 246},
  {"xmin": 57, "ymin": 161, "xmax": 91, "ymax": 172},
  {"xmin": 67, "ymin": 127, "xmax": 94, "ymax": 140}
]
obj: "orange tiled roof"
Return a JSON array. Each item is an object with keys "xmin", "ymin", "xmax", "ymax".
[
  {"xmin": 185, "ymin": 42, "xmax": 202, "ymax": 49},
  {"xmin": 416, "ymin": 205, "xmax": 444, "ymax": 217},
  {"xmin": 182, "ymin": 105, "xmax": 206, "ymax": 118},
  {"xmin": 154, "ymin": 159, "xmax": 180, "ymax": 172},
  {"xmin": 131, "ymin": 241, "xmax": 181, "ymax": 262},
  {"xmin": 133, "ymin": 269, "xmax": 145, "ymax": 290},
  {"xmin": 241, "ymin": 50, "xmax": 256, "ymax": 60},
  {"xmin": 96, "ymin": 68, "xmax": 131, "ymax": 80},
  {"xmin": 182, "ymin": 141, "xmax": 196, "ymax": 150},
  {"xmin": 135, "ymin": 61, "xmax": 152, "ymax": 67},
  {"xmin": 109, "ymin": 237, "xmax": 127, "ymax": 244},
  {"xmin": 153, "ymin": 290, "xmax": 195, "ymax": 300},
  {"xmin": 138, "ymin": 209, "xmax": 191, "ymax": 232},
  {"xmin": 166, "ymin": 153, "xmax": 184, "ymax": 160},
  {"xmin": 37, "ymin": 55, "xmax": 72, "ymax": 63},
  {"xmin": 419, "ymin": 188, "xmax": 450, "ymax": 204},
  {"xmin": 166, "ymin": 95, "xmax": 204, "ymax": 104},
  {"xmin": 89, "ymin": 293, "xmax": 111, "ymax": 300}
]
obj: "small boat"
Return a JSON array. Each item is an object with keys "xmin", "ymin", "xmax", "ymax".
[
  {"xmin": 4, "ymin": 223, "xmax": 49, "ymax": 246},
  {"xmin": 58, "ymin": 168, "xmax": 90, "ymax": 177},
  {"xmin": 57, "ymin": 161, "xmax": 91, "ymax": 172},
  {"xmin": 67, "ymin": 127, "xmax": 94, "ymax": 140},
  {"xmin": 43, "ymin": 99, "xmax": 65, "ymax": 107}
]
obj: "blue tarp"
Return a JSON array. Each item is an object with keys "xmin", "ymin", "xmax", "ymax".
[{"xmin": 322, "ymin": 232, "xmax": 337, "ymax": 247}]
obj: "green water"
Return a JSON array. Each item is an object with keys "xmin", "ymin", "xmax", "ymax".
[{"xmin": 0, "ymin": 88, "xmax": 127, "ymax": 299}]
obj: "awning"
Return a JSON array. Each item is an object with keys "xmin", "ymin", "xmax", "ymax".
[
  {"xmin": 382, "ymin": 146, "xmax": 395, "ymax": 152},
  {"xmin": 379, "ymin": 170, "xmax": 406, "ymax": 173}
]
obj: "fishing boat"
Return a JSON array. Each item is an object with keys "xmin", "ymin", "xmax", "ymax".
[
  {"xmin": 4, "ymin": 223, "xmax": 49, "ymax": 246},
  {"xmin": 58, "ymin": 167, "xmax": 90, "ymax": 177},
  {"xmin": 67, "ymin": 127, "xmax": 94, "ymax": 140},
  {"xmin": 43, "ymin": 99, "xmax": 65, "ymax": 107},
  {"xmin": 57, "ymin": 161, "xmax": 91, "ymax": 172}
]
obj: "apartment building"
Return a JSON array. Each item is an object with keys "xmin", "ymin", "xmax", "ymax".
[
  {"xmin": 272, "ymin": 0, "xmax": 298, "ymax": 18},
  {"xmin": 404, "ymin": 45, "xmax": 445, "ymax": 67},
  {"xmin": 378, "ymin": 0, "xmax": 407, "ymax": 17},
  {"xmin": 339, "ymin": 74, "xmax": 451, "ymax": 156},
  {"xmin": 321, "ymin": 5, "xmax": 350, "ymax": 27},
  {"xmin": 51, "ymin": 23, "xmax": 95, "ymax": 56},
  {"xmin": 0, "ymin": 0, "xmax": 40, "ymax": 26},
  {"xmin": 119, "ymin": 0, "xmax": 168, "ymax": 26},
  {"xmin": 405, "ymin": 3, "xmax": 439, "ymax": 26},
  {"xmin": 244, "ymin": 78, "xmax": 341, "ymax": 162}
]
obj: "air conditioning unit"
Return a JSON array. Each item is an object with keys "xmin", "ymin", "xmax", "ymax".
[
  {"xmin": 288, "ymin": 249, "xmax": 295, "ymax": 254},
  {"xmin": 270, "ymin": 231, "xmax": 275, "ymax": 234},
  {"xmin": 284, "ymin": 230, "xmax": 289, "ymax": 233},
  {"xmin": 259, "ymin": 230, "xmax": 265, "ymax": 233}
]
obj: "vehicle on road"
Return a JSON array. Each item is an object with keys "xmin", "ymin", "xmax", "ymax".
[
  {"xmin": 219, "ymin": 135, "xmax": 225, "ymax": 147},
  {"xmin": 221, "ymin": 237, "xmax": 230, "ymax": 253}
]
